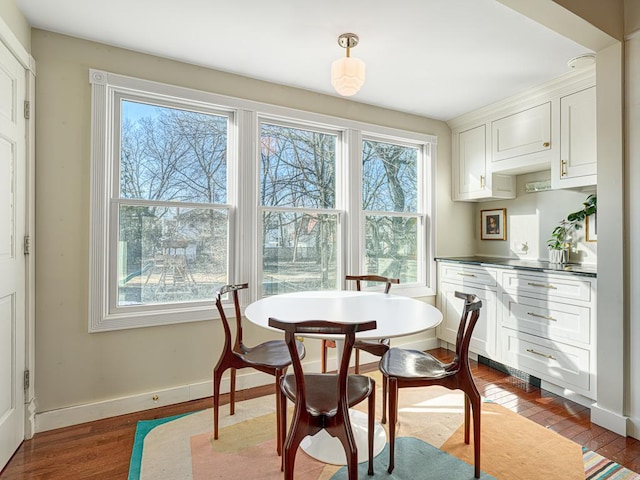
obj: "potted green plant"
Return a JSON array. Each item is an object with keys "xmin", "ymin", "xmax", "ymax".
[{"xmin": 547, "ymin": 194, "xmax": 597, "ymax": 263}]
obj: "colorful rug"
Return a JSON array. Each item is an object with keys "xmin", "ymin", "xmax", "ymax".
[{"xmin": 129, "ymin": 373, "xmax": 640, "ymax": 479}]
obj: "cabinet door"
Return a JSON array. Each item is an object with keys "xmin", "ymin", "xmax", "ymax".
[
  {"xmin": 553, "ymin": 86, "xmax": 596, "ymax": 188},
  {"xmin": 456, "ymin": 124, "xmax": 487, "ymax": 198},
  {"xmin": 437, "ymin": 281, "xmax": 497, "ymax": 358},
  {"xmin": 491, "ymin": 102, "xmax": 551, "ymax": 172},
  {"xmin": 452, "ymin": 126, "xmax": 516, "ymax": 201}
]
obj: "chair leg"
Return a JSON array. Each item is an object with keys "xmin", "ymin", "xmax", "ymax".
[
  {"xmin": 230, "ymin": 367, "xmax": 236, "ymax": 415},
  {"xmin": 367, "ymin": 383, "xmax": 375, "ymax": 476},
  {"xmin": 469, "ymin": 392, "xmax": 481, "ymax": 479},
  {"xmin": 275, "ymin": 372, "xmax": 283, "ymax": 456},
  {"xmin": 321, "ymin": 340, "xmax": 327, "ymax": 373},
  {"xmin": 334, "ymin": 407, "xmax": 359, "ymax": 480},
  {"xmin": 355, "ymin": 349, "xmax": 360, "ymax": 374},
  {"xmin": 464, "ymin": 393, "xmax": 470, "ymax": 444},
  {"xmin": 213, "ymin": 367, "xmax": 224, "ymax": 440},
  {"xmin": 381, "ymin": 375, "xmax": 387, "ymax": 424},
  {"xmin": 283, "ymin": 415, "xmax": 308, "ymax": 480},
  {"xmin": 387, "ymin": 377, "xmax": 398, "ymax": 474}
]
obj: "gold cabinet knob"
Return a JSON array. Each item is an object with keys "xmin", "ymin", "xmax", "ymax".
[{"xmin": 543, "ymin": 142, "xmax": 550, "ymax": 148}]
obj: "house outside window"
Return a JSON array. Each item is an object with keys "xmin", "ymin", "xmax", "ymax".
[{"xmin": 89, "ymin": 70, "xmax": 436, "ymax": 331}]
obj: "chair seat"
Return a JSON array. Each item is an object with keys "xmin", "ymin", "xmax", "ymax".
[
  {"xmin": 354, "ymin": 338, "xmax": 390, "ymax": 357},
  {"xmin": 379, "ymin": 348, "xmax": 451, "ymax": 380},
  {"xmin": 282, "ymin": 373, "xmax": 374, "ymax": 416},
  {"xmin": 239, "ymin": 340, "xmax": 305, "ymax": 370}
]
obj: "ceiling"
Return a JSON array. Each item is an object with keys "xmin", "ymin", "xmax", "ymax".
[{"xmin": 16, "ymin": 0, "xmax": 592, "ymax": 121}]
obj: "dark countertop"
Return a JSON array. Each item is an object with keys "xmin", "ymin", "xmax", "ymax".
[{"xmin": 435, "ymin": 256, "xmax": 597, "ymax": 278}]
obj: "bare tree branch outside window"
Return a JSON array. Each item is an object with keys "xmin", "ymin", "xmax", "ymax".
[{"xmin": 117, "ymin": 100, "xmax": 229, "ymax": 306}]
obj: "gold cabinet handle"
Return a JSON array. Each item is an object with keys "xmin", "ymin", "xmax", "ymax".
[
  {"xmin": 543, "ymin": 142, "xmax": 550, "ymax": 148},
  {"xmin": 480, "ymin": 175, "xmax": 485, "ymax": 189},
  {"xmin": 527, "ymin": 311, "xmax": 557, "ymax": 321},
  {"xmin": 457, "ymin": 273, "xmax": 476, "ymax": 277},
  {"xmin": 561, "ymin": 159, "xmax": 567, "ymax": 177},
  {"xmin": 527, "ymin": 348, "xmax": 556, "ymax": 360},
  {"xmin": 527, "ymin": 282, "xmax": 557, "ymax": 289}
]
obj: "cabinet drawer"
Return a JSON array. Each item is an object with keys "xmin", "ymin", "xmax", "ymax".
[
  {"xmin": 501, "ymin": 271, "xmax": 592, "ymax": 303},
  {"xmin": 501, "ymin": 328, "xmax": 591, "ymax": 393},
  {"xmin": 501, "ymin": 294, "xmax": 591, "ymax": 345},
  {"xmin": 439, "ymin": 263, "xmax": 496, "ymax": 287}
]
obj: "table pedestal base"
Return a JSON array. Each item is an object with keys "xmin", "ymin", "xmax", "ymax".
[{"xmin": 300, "ymin": 410, "xmax": 387, "ymax": 465}]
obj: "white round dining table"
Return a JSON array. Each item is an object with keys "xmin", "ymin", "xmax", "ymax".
[{"xmin": 244, "ymin": 290, "xmax": 443, "ymax": 465}]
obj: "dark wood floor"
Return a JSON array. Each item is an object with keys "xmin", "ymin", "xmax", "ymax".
[{"xmin": 2, "ymin": 348, "xmax": 640, "ymax": 479}]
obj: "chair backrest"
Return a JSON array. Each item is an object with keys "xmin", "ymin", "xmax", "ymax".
[
  {"xmin": 345, "ymin": 275, "xmax": 400, "ymax": 294},
  {"xmin": 268, "ymin": 319, "xmax": 376, "ymax": 407},
  {"xmin": 451, "ymin": 291, "xmax": 483, "ymax": 371},
  {"xmin": 215, "ymin": 283, "xmax": 249, "ymax": 353}
]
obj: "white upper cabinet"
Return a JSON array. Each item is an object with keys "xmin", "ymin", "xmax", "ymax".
[
  {"xmin": 552, "ymin": 86, "xmax": 597, "ymax": 189},
  {"xmin": 491, "ymin": 102, "xmax": 551, "ymax": 173},
  {"xmin": 452, "ymin": 124, "xmax": 516, "ymax": 201},
  {"xmin": 448, "ymin": 67, "xmax": 595, "ymax": 202}
]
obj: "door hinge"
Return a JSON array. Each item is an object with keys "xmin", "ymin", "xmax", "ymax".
[
  {"xmin": 24, "ymin": 100, "xmax": 30, "ymax": 120},
  {"xmin": 24, "ymin": 370, "xmax": 30, "ymax": 390},
  {"xmin": 24, "ymin": 235, "xmax": 30, "ymax": 255}
]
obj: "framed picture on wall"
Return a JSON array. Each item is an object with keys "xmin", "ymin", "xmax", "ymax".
[
  {"xmin": 586, "ymin": 213, "xmax": 597, "ymax": 242},
  {"xmin": 480, "ymin": 208, "xmax": 507, "ymax": 240}
]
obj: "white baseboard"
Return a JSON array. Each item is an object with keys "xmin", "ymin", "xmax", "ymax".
[
  {"xmin": 35, "ymin": 336, "xmax": 439, "ymax": 433},
  {"xmin": 590, "ymin": 403, "xmax": 629, "ymax": 436}
]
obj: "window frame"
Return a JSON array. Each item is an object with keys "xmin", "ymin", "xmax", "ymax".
[{"xmin": 89, "ymin": 69, "xmax": 437, "ymax": 332}]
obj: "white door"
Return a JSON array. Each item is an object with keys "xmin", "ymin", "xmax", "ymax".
[{"xmin": 0, "ymin": 39, "xmax": 26, "ymax": 471}]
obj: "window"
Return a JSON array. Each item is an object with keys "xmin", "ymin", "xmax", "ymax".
[
  {"xmin": 89, "ymin": 70, "xmax": 436, "ymax": 331},
  {"xmin": 259, "ymin": 122, "xmax": 340, "ymax": 295},
  {"xmin": 116, "ymin": 98, "xmax": 230, "ymax": 308},
  {"xmin": 362, "ymin": 139, "xmax": 424, "ymax": 285}
]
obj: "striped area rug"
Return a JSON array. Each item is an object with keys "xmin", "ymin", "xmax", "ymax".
[{"xmin": 583, "ymin": 447, "xmax": 640, "ymax": 479}]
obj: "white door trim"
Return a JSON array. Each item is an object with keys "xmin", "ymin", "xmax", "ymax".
[{"xmin": 0, "ymin": 15, "xmax": 36, "ymax": 440}]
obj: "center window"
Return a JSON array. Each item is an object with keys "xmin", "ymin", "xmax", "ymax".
[{"xmin": 259, "ymin": 122, "xmax": 340, "ymax": 295}]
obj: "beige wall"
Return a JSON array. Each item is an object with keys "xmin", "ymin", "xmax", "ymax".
[
  {"xmin": 0, "ymin": 0, "xmax": 30, "ymax": 51},
  {"xmin": 626, "ymin": 0, "xmax": 640, "ymax": 34},
  {"xmin": 31, "ymin": 29, "xmax": 455, "ymax": 413},
  {"xmin": 475, "ymin": 173, "xmax": 597, "ymax": 263},
  {"xmin": 553, "ymin": 0, "xmax": 625, "ymax": 40}
]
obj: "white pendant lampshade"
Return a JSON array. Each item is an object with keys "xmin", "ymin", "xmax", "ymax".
[{"xmin": 331, "ymin": 33, "xmax": 365, "ymax": 97}]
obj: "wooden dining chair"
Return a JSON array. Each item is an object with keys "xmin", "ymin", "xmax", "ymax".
[
  {"xmin": 269, "ymin": 318, "xmax": 377, "ymax": 480},
  {"xmin": 321, "ymin": 274, "xmax": 399, "ymax": 423},
  {"xmin": 212, "ymin": 283, "xmax": 305, "ymax": 455},
  {"xmin": 379, "ymin": 291, "xmax": 483, "ymax": 478}
]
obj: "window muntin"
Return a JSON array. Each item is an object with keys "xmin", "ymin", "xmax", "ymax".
[
  {"xmin": 361, "ymin": 139, "xmax": 423, "ymax": 285},
  {"xmin": 113, "ymin": 98, "xmax": 230, "ymax": 311},
  {"xmin": 259, "ymin": 122, "xmax": 339, "ymax": 294}
]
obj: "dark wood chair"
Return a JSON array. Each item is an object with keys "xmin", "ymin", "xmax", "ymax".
[
  {"xmin": 321, "ymin": 274, "xmax": 399, "ymax": 423},
  {"xmin": 269, "ymin": 318, "xmax": 377, "ymax": 480},
  {"xmin": 213, "ymin": 283, "xmax": 305, "ymax": 456},
  {"xmin": 379, "ymin": 291, "xmax": 483, "ymax": 477}
]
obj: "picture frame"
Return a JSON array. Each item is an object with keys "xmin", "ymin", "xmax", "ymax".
[
  {"xmin": 586, "ymin": 213, "xmax": 597, "ymax": 242},
  {"xmin": 480, "ymin": 208, "xmax": 507, "ymax": 240}
]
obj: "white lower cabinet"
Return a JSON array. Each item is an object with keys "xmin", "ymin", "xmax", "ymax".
[
  {"xmin": 436, "ymin": 264, "xmax": 498, "ymax": 358},
  {"xmin": 498, "ymin": 270, "xmax": 596, "ymax": 399},
  {"xmin": 436, "ymin": 260, "xmax": 597, "ymax": 401}
]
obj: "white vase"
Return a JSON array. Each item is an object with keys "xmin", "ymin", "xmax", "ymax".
[{"xmin": 549, "ymin": 249, "xmax": 566, "ymax": 264}]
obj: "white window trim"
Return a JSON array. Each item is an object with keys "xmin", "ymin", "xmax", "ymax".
[{"xmin": 89, "ymin": 69, "xmax": 437, "ymax": 332}]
